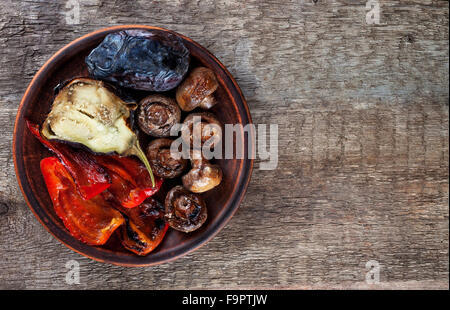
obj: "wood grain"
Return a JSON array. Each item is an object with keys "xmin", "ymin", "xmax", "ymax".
[{"xmin": 0, "ymin": 0, "xmax": 448, "ymax": 289}]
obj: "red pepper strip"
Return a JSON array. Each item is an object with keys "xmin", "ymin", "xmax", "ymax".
[
  {"xmin": 111, "ymin": 197, "xmax": 168, "ymax": 256},
  {"xmin": 40, "ymin": 157, "xmax": 124, "ymax": 245},
  {"xmin": 122, "ymin": 217, "xmax": 169, "ymax": 256},
  {"xmin": 26, "ymin": 121, "xmax": 111, "ymax": 200},
  {"xmin": 94, "ymin": 155, "xmax": 163, "ymax": 208}
]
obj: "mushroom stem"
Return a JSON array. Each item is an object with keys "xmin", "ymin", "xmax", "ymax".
[{"xmin": 182, "ymin": 152, "xmax": 222, "ymax": 193}]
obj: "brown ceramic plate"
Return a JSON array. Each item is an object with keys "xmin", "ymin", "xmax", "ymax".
[{"xmin": 13, "ymin": 25, "xmax": 253, "ymax": 266}]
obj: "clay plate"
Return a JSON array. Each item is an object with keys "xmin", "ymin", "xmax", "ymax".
[{"xmin": 13, "ymin": 25, "xmax": 253, "ymax": 266}]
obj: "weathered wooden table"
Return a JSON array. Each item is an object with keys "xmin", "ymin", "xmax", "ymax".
[{"xmin": 0, "ymin": 0, "xmax": 448, "ymax": 290}]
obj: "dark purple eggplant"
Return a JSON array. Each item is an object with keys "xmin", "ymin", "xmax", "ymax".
[{"xmin": 85, "ymin": 29, "xmax": 190, "ymax": 92}]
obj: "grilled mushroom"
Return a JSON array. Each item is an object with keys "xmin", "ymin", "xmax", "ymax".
[
  {"xmin": 181, "ymin": 112, "xmax": 222, "ymax": 150},
  {"xmin": 165, "ymin": 185, "xmax": 207, "ymax": 233},
  {"xmin": 146, "ymin": 138, "xmax": 188, "ymax": 179},
  {"xmin": 182, "ymin": 150, "xmax": 222, "ymax": 193},
  {"xmin": 137, "ymin": 94, "xmax": 181, "ymax": 137},
  {"xmin": 176, "ymin": 67, "xmax": 218, "ymax": 111}
]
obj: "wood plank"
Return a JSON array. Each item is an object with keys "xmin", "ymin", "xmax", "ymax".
[{"xmin": 0, "ymin": 0, "xmax": 448, "ymax": 289}]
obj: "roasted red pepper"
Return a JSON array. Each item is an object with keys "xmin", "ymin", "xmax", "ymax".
[
  {"xmin": 27, "ymin": 121, "xmax": 111, "ymax": 200},
  {"xmin": 109, "ymin": 196, "xmax": 168, "ymax": 256},
  {"xmin": 40, "ymin": 157, "xmax": 124, "ymax": 245},
  {"xmin": 94, "ymin": 155, "xmax": 163, "ymax": 208}
]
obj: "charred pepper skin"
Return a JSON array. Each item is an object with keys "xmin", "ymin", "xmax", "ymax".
[
  {"xmin": 115, "ymin": 198, "xmax": 168, "ymax": 256},
  {"xmin": 26, "ymin": 120, "xmax": 111, "ymax": 200},
  {"xmin": 40, "ymin": 157, "xmax": 124, "ymax": 246},
  {"xmin": 93, "ymin": 155, "xmax": 163, "ymax": 209},
  {"xmin": 86, "ymin": 29, "xmax": 190, "ymax": 92}
]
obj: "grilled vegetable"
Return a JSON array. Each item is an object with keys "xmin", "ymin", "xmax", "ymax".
[
  {"xmin": 181, "ymin": 112, "xmax": 222, "ymax": 150},
  {"xmin": 137, "ymin": 94, "xmax": 181, "ymax": 137},
  {"xmin": 165, "ymin": 185, "xmax": 207, "ymax": 233},
  {"xmin": 176, "ymin": 67, "xmax": 219, "ymax": 111},
  {"xmin": 146, "ymin": 138, "xmax": 188, "ymax": 179},
  {"xmin": 40, "ymin": 157, "xmax": 124, "ymax": 245},
  {"xmin": 182, "ymin": 150, "xmax": 222, "ymax": 193},
  {"xmin": 41, "ymin": 78, "xmax": 155, "ymax": 187},
  {"xmin": 115, "ymin": 198, "xmax": 168, "ymax": 256},
  {"xmin": 94, "ymin": 155, "xmax": 163, "ymax": 208},
  {"xmin": 86, "ymin": 29, "xmax": 190, "ymax": 92},
  {"xmin": 27, "ymin": 120, "xmax": 111, "ymax": 200}
]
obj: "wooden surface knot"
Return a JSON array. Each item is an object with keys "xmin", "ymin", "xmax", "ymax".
[{"xmin": 0, "ymin": 203, "xmax": 9, "ymax": 216}]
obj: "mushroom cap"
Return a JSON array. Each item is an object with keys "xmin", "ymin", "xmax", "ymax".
[
  {"xmin": 138, "ymin": 94, "xmax": 181, "ymax": 137},
  {"xmin": 199, "ymin": 95, "xmax": 217, "ymax": 110},
  {"xmin": 146, "ymin": 138, "xmax": 188, "ymax": 178},
  {"xmin": 164, "ymin": 185, "xmax": 207, "ymax": 233},
  {"xmin": 182, "ymin": 159, "xmax": 223, "ymax": 193},
  {"xmin": 181, "ymin": 112, "xmax": 222, "ymax": 150},
  {"xmin": 175, "ymin": 67, "xmax": 218, "ymax": 112}
]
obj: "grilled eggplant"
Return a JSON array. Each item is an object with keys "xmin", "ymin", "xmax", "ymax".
[{"xmin": 41, "ymin": 78, "xmax": 155, "ymax": 186}]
